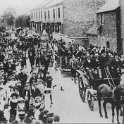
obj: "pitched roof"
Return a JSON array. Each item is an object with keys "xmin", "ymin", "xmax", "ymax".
[
  {"xmin": 97, "ymin": 0, "xmax": 120, "ymax": 13},
  {"xmin": 35, "ymin": 0, "xmax": 51, "ymax": 9},
  {"xmin": 34, "ymin": 0, "xmax": 64, "ymax": 10},
  {"xmin": 45, "ymin": 0, "xmax": 64, "ymax": 8}
]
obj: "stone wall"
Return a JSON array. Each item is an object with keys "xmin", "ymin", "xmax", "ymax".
[
  {"xmin": 88, "ymin": 35, "xmax": 98, "ymax": 46},
  {"xmin": 62, "ymin": 0, "xmax": 105, "ymax": 37},
  {"xmin": 98, "ymin": 36, "xmax": 117, "ymax": 51},
  {"xmin": 121, "ymin": 0, "xmax": 124, "ymax": 54},
  {"xmin": 97, "ymin": 11, "xmax": 117, "ymax": 50}
]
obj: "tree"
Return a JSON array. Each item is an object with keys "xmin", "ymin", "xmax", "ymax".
[
  {"xmin": 2, "ymin": 8, "xmax": 16, "ymax": 27},
  {"xmin": 15, "ymin": 15, "xmax": 30, "ymax": 28}
]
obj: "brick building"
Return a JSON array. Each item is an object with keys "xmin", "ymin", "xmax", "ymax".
[
  {"xmin": 30, "ymin": 0, "xmax": 105, "ymax": 45},
  {"xmin": 97, "ymin": 0, "xmax": 122, "ymax": 54}
]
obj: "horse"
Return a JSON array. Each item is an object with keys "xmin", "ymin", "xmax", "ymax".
[
  {"xmin": 113, "ymin": 72, "xmax": 124, "ymax": 124},
  {"xmin": 97, "ymin": 69, "xmax": 124, "ymax": 124},
  {"xmin": 97, "ymin": 83, "xmax": 121, "ymax": 123},
  {"xmin": 80, "ymin": 67, "xmax": 122, "ymax": 123}
]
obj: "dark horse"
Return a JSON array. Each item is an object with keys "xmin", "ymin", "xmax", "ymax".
[
  {"xmin": 97, "ymin": 83, "xmax": 121, "ymax": 123},
  {"xmin": 114, "ymin": 83, "xmax": 124, "ymax": 124}
]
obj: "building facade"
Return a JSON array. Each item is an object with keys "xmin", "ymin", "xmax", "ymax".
[
  {"xmin": 120, "ymin": 0, "xmax": 124, "ymax": 54},
  {"xmin": 97, "ymin": 0, "xmax": 122, "ymax": 54},
  {"xmin": 30, "ymin": 0, "xmax": 105, "ymax": 45},
  {"xmin": 86, "ymin": 25, "xmax": 98, "ymax": 46},
  {"xmin": 30, "ymin": 0, "xmax": 64, "ymax": 35}
]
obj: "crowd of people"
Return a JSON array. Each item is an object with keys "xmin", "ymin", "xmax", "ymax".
[
  {"xmin": 0, "ymin": 25, "xmax": 124, "ymax": 123},
  {"xmin": 53, "ymin": 38, "xmax": 124, "ymax": 88},
  {"xmin": 0, "ymin": 28, "xmax": 60, "ymax": 124}
]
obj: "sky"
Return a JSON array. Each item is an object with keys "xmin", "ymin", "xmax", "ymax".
[
  {"xmin": 0, "ymin": 0, "xmax": 112, "ymax": 16},
  {"xmin": 0, "ymin": 0, "xmax": 44, "ymax": 16}
]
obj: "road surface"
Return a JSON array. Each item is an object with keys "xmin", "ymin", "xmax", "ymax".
[{"xmin": 48, "ymin": 67, "xmax": 123, "ymax": 123}]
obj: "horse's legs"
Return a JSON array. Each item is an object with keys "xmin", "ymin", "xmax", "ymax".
[
  {"xmin": 120, "ymin": 104, "xmax": 123, "ymax": 116},
  {"xmin": 98, "ymin": 97, "xmax": 103, "ymax": 118},
  {"xmin": 112, "ymin": 104, "xmax": 115, "ymax": 123},
  {"xmin": 74, "ymin": 71, "xmax": 76, "ymax": 84},
  {"xmin": 84, "ymin": 87, "xmax": 86, "ymax": 102},
  {"xmin": 116, "ymin": 105, "xmax": 120, "ymax": 124},
  {"xmin": 122, "ymin": 104, "xmax": 124, "ymax": 124},
  {"xmin": 103, "ymin": 101, "xmax": 108, "ymax": 119}
]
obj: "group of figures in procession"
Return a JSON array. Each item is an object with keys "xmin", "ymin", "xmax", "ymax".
[
  {"xmin": 1, "ymin": 25, "xmax": 124, "ymax": 124},
  {"xmin": 0, "ymin": 28, "xmax": 60, "ymax": 124},
  {"xmin": 52, "ymin": 36, "xmax": 124, "ymax": 123}
]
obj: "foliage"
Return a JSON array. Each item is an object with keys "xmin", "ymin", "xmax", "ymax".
[
  {"xmin": 0, "ymin": 25, "xmax": 6, "ymax": 32},
  {"xmin": 2, "ymin": 8, "xmax": 16, "ymax": 26},
  {"xmin": 15, "ymin": 15, "xmax": 30, "ymax": 28}
]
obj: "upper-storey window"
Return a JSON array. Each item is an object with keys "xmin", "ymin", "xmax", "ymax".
[
  {"xmin": 41, "ymin": 9, "xmax": 42, "ymax": 19},
  {"xmin": 44, "ymin": 11, "xmax": 46, "ymax": 20},
  {"xmin": 35, "ymin": 11, "xmax": 37, "ymax": 19},
  {"xmin": 58, "ymin": 8, "xmax": 60, "ymax": 18},
  {"xmin": 101, "ymin": 13, "xmax": 104, "ymax": 25},
  {"xmin": 36, "ymin": 11, "xmax": 38, "ymax": 19},
  {"xmin": 53, "ymin": 9, "xmax": 55, "ymax": 19},
  {"xmin": 31, "ymin": 12, "xmax": 33, "ymax": 19},
  {"xmin": 48, "ymin": 10, "xmax": 50, "ymax": 19},
  {"xmin": 33, "ymin": 11, "xmax": 35, "ymax": 19},
  {"xmin": 39, "ymin": 10, "xmax": 41, "ymax": 19}
]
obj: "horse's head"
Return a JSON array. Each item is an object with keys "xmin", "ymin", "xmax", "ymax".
[{"xmin": 113, "ymin": 83, "xmax": 124, "ymax": 102}]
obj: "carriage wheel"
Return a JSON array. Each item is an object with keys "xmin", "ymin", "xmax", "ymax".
[
  {"xmin": 78, "ymin": 80, "xmax": 85, "ymax": 103},
  {"xmin": 87, "ymin": 92, "xmax": 94, "ymax": 111}
]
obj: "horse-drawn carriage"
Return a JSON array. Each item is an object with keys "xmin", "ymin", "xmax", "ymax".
[
  {"xmin": 60, "ymin": 56, "xmax": 72, "ymax": 72},
  {"xmin": 76, "ymin": 65, "xmax": 121, "ymax": 111}
]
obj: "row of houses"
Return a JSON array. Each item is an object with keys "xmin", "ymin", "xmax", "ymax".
[
  {"xmin": 30, "ymin": 0, "xmax": 105, "ymax": 47},
  {"xmin": 30, "ymin": 0, "xmax": 124, "ymax": 55},
  {"xmin": 30, "ymin": 0, "xmax": 64, "ymax": 34}
]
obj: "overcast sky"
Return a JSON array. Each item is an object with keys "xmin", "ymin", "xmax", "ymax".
[{"xmin": 0, "ymin": 0, "xmax": 44, "ymax": 16}]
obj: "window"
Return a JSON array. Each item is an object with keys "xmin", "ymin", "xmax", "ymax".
[
  {"xmin": 41, "ymin": 10, "xmax": 42, "ymax": 19},
  {"xmin": 33, "ymin": 12, "xmax": 35, "ymax": 19},
  {"xmin": 44, "ymin": 11, "xmax": 46, "ymax": 20},
  {"xmin": 36, "ymin": 11, "xmax": 37, "ymax": 19},
  {"xmin": 39, "ymin": 10, "xmax": 40, "ymax": 19},
  {"xmin": 31, "ymin": 12, "xmax": 33, "ymax": 19},
  {"xmin": 53, "ymin": 9, "xmax": 55, "ymax": 19},
  {"xmin": 58, "ymin": 8, "xmax": 60, "ymax": 18},
  {"xmin": 48, "ymin": 10, "xmax": 50, "ymax": 19},
  {"xmin": 101, "ymin": 14, "xmax": 105, "ymax": 25}
]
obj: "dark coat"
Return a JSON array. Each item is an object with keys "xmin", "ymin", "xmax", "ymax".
[{"xmin": 31, "ymin": 88, "xmax": 41, "ymax": 98}]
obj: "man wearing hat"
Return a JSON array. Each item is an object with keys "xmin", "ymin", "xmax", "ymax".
[
  {"xmin": 16, "ymin": 97, "xmax": 26, "ymax": 122},
  {"xmin": 31, "ymin": 83, "xmax": 41, "ymax": 98},
  {"xmin": 28, "ymin": 47, "xmax": 35, "ymax": 68},
  {"xmin": 17, "ymin": 69, "xmax": 28, "ymax": 97},
  {"xmin": 23, "ymin": 84, "xmax": 30, "ymax": 113},
  {"xmin": 9, "ymin": 93, "xmax": 18, "ymax": 122},
  {"xmin": 45, "ymin": 73, "xmax": 53, "ymax": 105}
]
